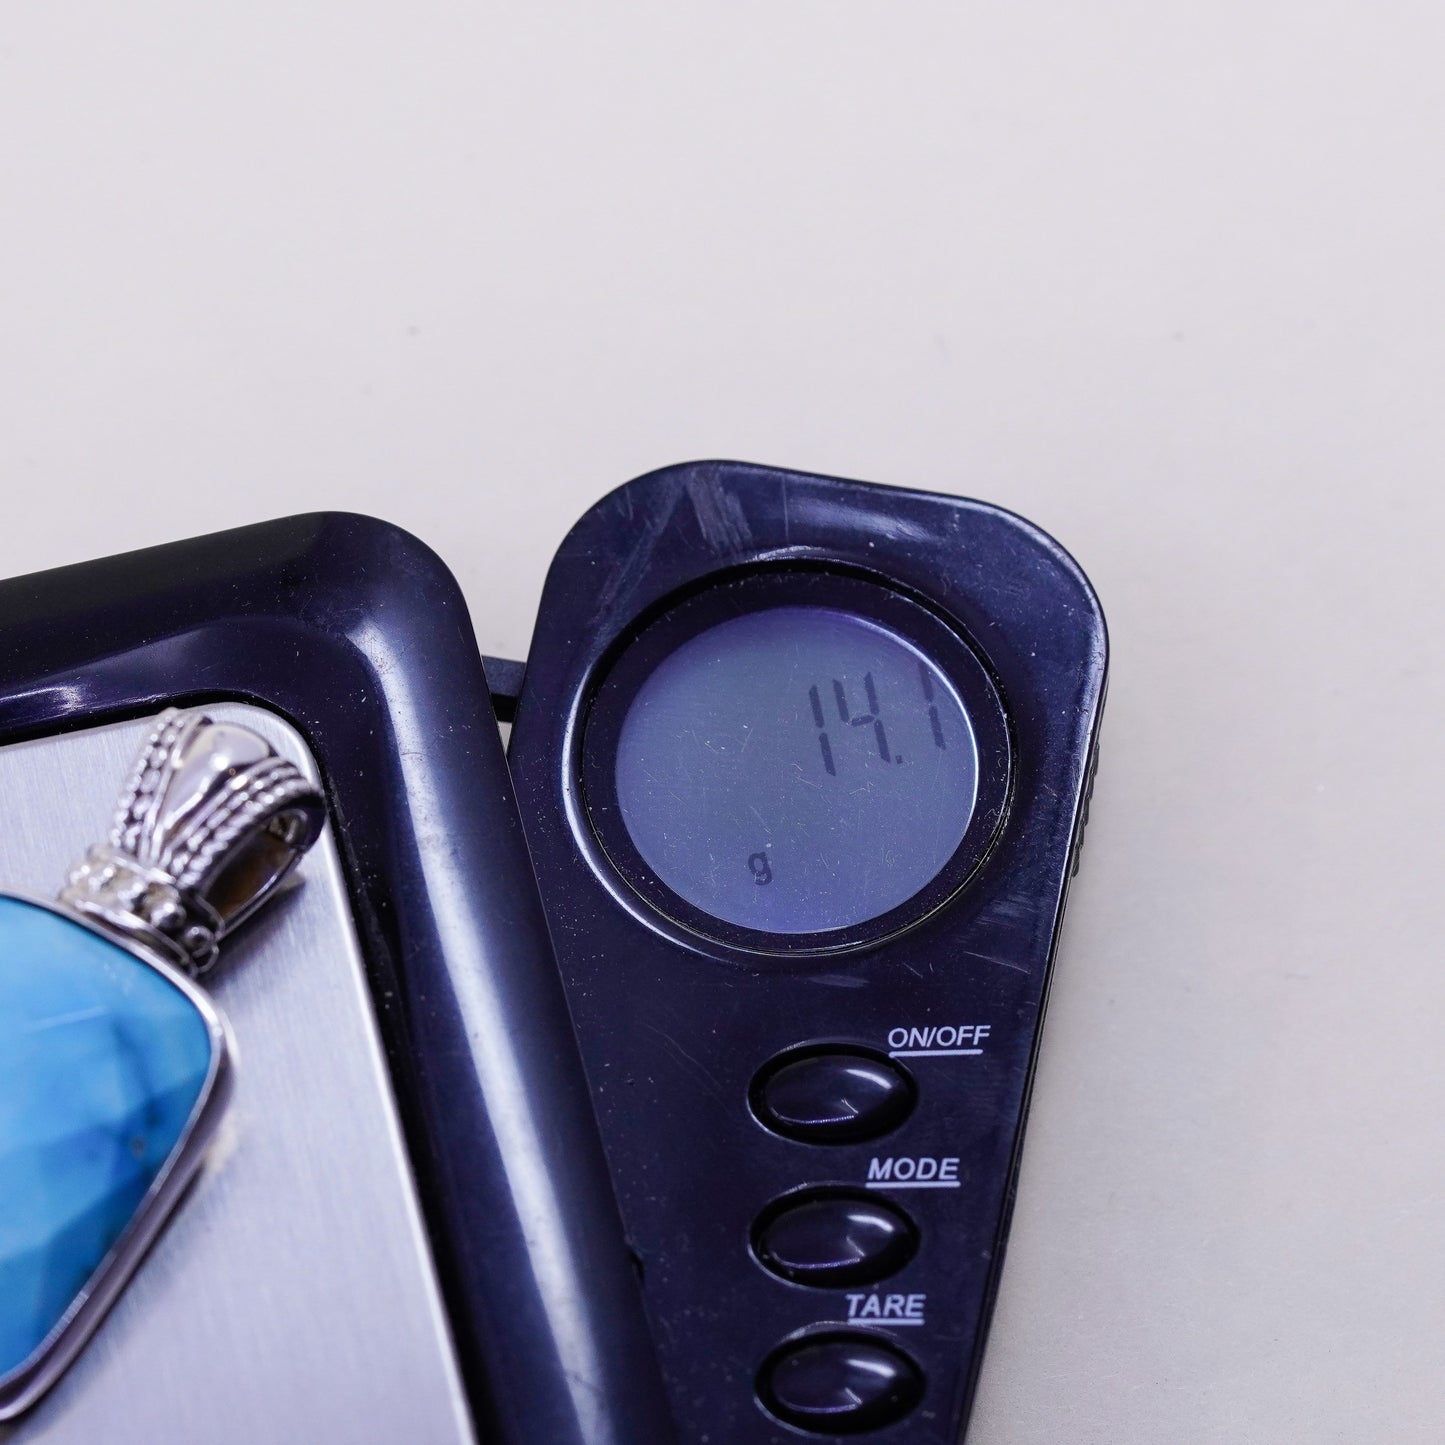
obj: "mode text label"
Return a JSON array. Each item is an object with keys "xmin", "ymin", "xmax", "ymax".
[{"xmin": 866, "ymin": 1155, "xmax": 961, "ymax": 1188}]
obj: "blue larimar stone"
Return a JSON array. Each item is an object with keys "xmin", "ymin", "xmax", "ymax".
[{"xmin": 0, "ymin": 896, "xmax": 216, "ymax": 1382}]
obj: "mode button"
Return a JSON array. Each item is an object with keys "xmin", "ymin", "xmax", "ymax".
[{"xmin": 753, "ymin": 1189, "xmax": 916, "ymax": 1287}]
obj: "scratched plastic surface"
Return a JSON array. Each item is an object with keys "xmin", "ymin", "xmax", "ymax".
[{"xmin": 508, "ymin": 462, "xmax": 1108, "ymax": 1444}]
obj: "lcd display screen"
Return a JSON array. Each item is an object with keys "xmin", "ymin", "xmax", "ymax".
[{"xmin": 613, "ymin": 606, "xmax": 979, "ymax": 934}]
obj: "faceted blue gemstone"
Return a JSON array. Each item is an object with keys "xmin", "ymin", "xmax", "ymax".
[{"xmin": 0, "ymin": 897, "xmax": 216, "ymax": 1383}]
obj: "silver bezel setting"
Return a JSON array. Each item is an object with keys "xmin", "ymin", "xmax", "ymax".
[{"xmin": 0, "ymin": 892, "xmax": 233, "ymax": 1422}]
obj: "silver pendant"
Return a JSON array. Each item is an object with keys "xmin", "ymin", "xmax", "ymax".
[{"xmin": 0, "ymin": 709, "xmax": 325, "ymax": 1418}]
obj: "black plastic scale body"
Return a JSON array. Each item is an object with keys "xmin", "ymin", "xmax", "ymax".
[{"xmin": 507, "ymin": 462, "xmax": 1109, "ymax": 1442}]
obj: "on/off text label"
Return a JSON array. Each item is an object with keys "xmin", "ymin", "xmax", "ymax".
[{"xmin": 887, "ymin": 1024, "xmax": 990, "ymax": 1054}]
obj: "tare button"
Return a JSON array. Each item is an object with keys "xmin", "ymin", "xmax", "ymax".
[{"xmin": 757, "ymin": 1333, "xmax": 923, "ymax": 1434}]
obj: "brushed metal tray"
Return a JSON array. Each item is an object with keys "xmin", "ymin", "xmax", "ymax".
[{"xmin": 1, "ymin": 706, "xmax": 473, "ymax": 1445}]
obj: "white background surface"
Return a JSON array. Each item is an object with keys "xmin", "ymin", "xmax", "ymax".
[{"xmin": 2, "ymin": 6, "xmax": 1443, "ymax": 1440}]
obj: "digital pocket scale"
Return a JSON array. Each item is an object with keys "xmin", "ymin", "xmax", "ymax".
[
  {"xmin": 0, "ymin": 461, "xmax": 1105, "ymax": 1445},
  {"xmin": 505, "ymin": 461, "xmax": 1107, "ymax": 1441}
]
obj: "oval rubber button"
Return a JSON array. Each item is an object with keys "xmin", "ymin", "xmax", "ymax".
[
  {"xmin": 754, "ymin": 1191, "xmax": 916, "ymax": 1287},
  {"xmin": 752, "ymin": 1049, "xmax": 914, "ymax": 1144},
  {"xmin": 758, "ymin": 1333, "xmax": 923, "ymax": 1434}
]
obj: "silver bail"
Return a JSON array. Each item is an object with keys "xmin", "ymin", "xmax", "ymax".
[{"xmin": 60, "ymin": 709, "xmax": 326, "ymax": 974}]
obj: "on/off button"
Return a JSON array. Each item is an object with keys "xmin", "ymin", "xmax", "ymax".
[{"xmin": 751, "ymin": 1047, "xmax": 915, "ymax": 1145}]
